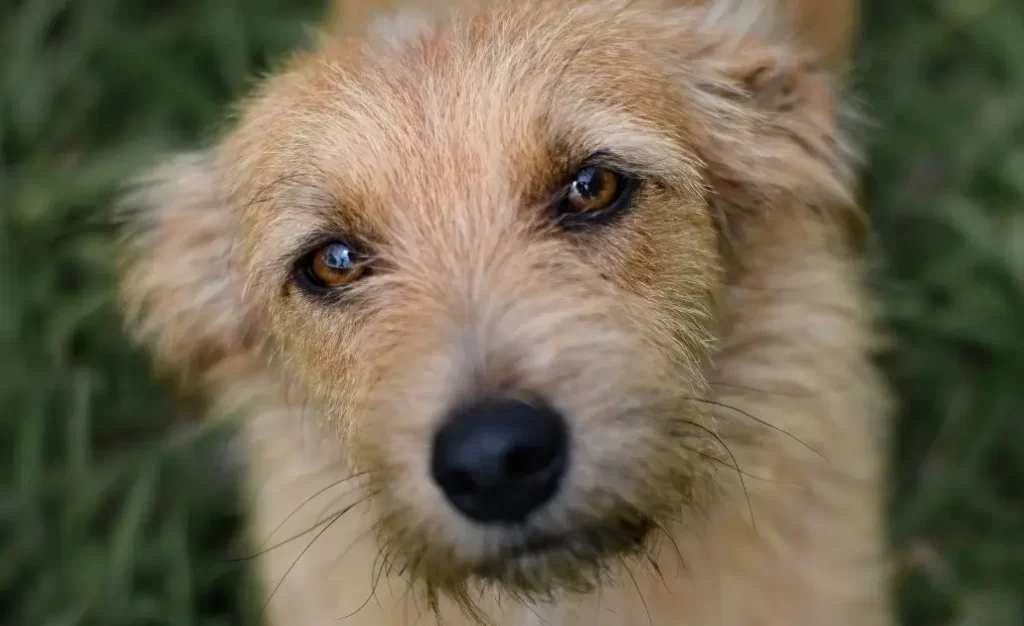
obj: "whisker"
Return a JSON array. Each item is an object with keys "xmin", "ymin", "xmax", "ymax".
[
  {"xmin": 351, "ymin": 556, "xmax": 384, "ymax": 620},
  {"xmin": 673, "ymin": 440, "xmax": 789, "ymax": 484},
  {"xmin": 231, "ymin": 489, "xmax": 378, "ymax": 562},
  {"xmin": 337, "ymin": 547, "xmax": 390, "ymax": 621},
  {"xmin": 318, "ymin": 512, "xmax": 389, "ymax": 593},
  {"xmin": 642, "ymin": 543, "xmax": 670, "ymax": 593},
  {"xmin": 262, "ymin": 494, "xmax": 371, "ymax": 614},
  {"xmin": 620, "ymin": 556, "xmax": 653, "ymax": 626},
  {"xmin": 684, "ymin": 396, "xmax": 825, "ymax": 458},
  {"xmin": 370, "ymin": 549, "xmax": 387, "ymax": 610},
  {"xmin": 525, "ymin": 600, "xmax": 551, "ymax": 626},
  {"xmin": 652, "ymin": 520, "xmax": 685, "ymax": 573},
  {"xmin": 311, "ymin": 489, "xmax": 371, "ymax": 540},
  {"xmin": 232, "ymin": 487, "xmax": 376, "ymax": 561},
  {"xmin": 678, "ymin": 420, "xmax": 756, "ymax": 529},
  {"xmin": 389, "ymin": 544, "xmax": 430, "ymax": 619},
  {"xmin": 262, "ymin": 471, "xmax": 370, "ymax": 546},
  {"xmin": 709, "ymin": 379, "xmax": 816, "ymax": 398}
]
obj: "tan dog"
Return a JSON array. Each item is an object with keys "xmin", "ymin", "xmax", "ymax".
[{"xmin": 117, "ymin": 0, "xmax": 890, "ymax": 624}]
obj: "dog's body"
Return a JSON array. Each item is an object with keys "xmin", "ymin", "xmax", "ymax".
[{"xmin": 118, "ymin": 1, "xmax": 891, "ymax": 625}]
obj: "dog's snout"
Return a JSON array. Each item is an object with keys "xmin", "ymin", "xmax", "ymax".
[{"xmin": 431, "ymin": 398, "xmax": 568, "ymax": 524}]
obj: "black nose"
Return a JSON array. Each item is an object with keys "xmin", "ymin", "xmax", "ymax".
[{"xmin": 431, "ymin": 397, "xmax": 569, "ymax": 524}]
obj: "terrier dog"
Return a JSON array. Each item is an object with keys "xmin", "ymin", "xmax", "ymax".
[{"xmin": 117, "ymin": 0, "xmax": 891, "ymax": 624}]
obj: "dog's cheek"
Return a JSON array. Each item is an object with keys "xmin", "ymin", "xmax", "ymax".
[
  {"xmin": 533, "ymin": 221, "xmax": 719, "ymax": 522},
  {"xmin": 568, "ymin": 195, "xmax": 722, "ymax": 509},
  {"xmin": 267, "ymin": 290, "xmax": 447, "ymax": 475},
  {"xmin": 579, "ymin": 189, "xmax": 721, "ymax": 372},
  {"xmin": 266, "ymin": 296, "xmax": 373, "ymax": 414}
]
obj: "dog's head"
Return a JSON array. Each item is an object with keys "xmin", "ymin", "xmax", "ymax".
[{"xmin": 118, "ymin": 0, "xmax": 857, "ymax": 606}]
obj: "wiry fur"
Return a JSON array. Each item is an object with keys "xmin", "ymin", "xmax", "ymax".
[{"xmin": 116, "ymin": 0, "xmax": 891, "ymax": 624}]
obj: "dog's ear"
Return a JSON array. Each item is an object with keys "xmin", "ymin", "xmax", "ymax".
[
  {"xmin": 682, "ymin": 17, "xmax": 864, "ymax": 244},
  {"xmin": 116, "ymin": 151, "xmax": 267, "ymax": 390},
  {"xmin": 327, "ymin": 0, "xmax": 407, "ymax": 37},
  {"xmin": 780, "ymin": 0, "xmax": 859, "ymax": 70}
]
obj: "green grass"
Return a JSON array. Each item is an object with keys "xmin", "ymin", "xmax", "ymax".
[{"xmin": 1, "ymin": 0, "xmax": 1022, "ymax": 624}]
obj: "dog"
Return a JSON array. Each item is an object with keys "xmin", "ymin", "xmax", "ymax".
[{"xmin": 116, "ymin": 0, "xmax": 891, "ymax": 624}]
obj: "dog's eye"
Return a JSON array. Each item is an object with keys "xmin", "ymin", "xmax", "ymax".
[
  {"xmin": 557, "ymin": 166, "xmax": 637, "ymax": 224},
  {"xmin": 567, "ymin": 166, "xmax": 619, "ymax": 212},
  {"xmin": 297, "ymin": 241, "xmax": 368, "ymax": 292}
]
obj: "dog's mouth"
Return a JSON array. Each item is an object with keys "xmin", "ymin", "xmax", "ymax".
[{"xmin": 471, "ymin": 517, "xmax": 654, "ymax": 581}]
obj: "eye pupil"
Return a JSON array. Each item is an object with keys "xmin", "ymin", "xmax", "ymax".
[
  {"xmin": 302, "ymin": 240, "xmax": 368, "ymax": 292},
  {"xmin": 322, "ymin": 243, "xmax": 354, "ymax": 270},
  {"xmin": 573, "ymin": 167, "xmax": 602, "ymax": 199},
  {"xmin": 564, "ymin": 165, "xmax": 626, "ymax": 216}
]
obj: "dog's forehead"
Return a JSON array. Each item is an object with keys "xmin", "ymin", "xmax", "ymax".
[
  {"xmin": 232, "ymin": 1, "xmax": 703, "ymax": 253},
  {"xmin": 322, "ymin": 7, "xmax": 684, "ymax": 163}
]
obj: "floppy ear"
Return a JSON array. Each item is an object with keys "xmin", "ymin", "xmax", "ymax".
[
  {"xmin": 682, "ymin": 17, "xmax": 865, "ymax": 245},
  {"xmin": 116, "ymin": 151, "xmax": 267, "ymax": 389}
]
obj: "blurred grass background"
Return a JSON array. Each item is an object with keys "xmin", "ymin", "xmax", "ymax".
[{"xmin": 1, "ymin": 0, "xmax": 1022, "ymax": 624}]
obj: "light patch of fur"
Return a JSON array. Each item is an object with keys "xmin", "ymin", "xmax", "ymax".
[
  {"xmin": 364, "ymin": 7, "xmax": 437, "ymax": 55},
  {"xmin": 117, "ymin": 0, "xmax": 889, "ymax": 625}
]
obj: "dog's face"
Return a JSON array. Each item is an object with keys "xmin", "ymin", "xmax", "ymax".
[{"xmin": 120, "ymin": 0, "xmax": 851, "ymax": 604}]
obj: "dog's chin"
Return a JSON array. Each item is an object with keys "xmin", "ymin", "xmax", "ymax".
[{"xmin": 459, "ymin": 517, "xmax": 655, "ymax": 598}]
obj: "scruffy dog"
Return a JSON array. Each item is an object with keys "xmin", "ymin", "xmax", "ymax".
[{"xmin": 117, "ymin": 0, "xmax": 891, "ymax": 624}]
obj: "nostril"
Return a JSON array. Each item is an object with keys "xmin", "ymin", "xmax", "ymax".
[{"xmin": 431, "ymin": 397, "xmax": 569, "ymax": 524}]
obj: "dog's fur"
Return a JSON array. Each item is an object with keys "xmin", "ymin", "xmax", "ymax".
[{"xmin": 116, "ymin": 0, "xmax": 891, "ymax": 624}]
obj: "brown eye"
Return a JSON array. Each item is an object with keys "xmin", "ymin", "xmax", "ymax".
[
  {"xmin": 567, "ymin": 166, "xmax": 620, "ymax": 213},
  {"xmin": 303, "ymin": 241, "xmax": 367, "ymax": 290},
  {"xmin": 557, "ymin": 165, "xmax": 638, "ymax": 227}
]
